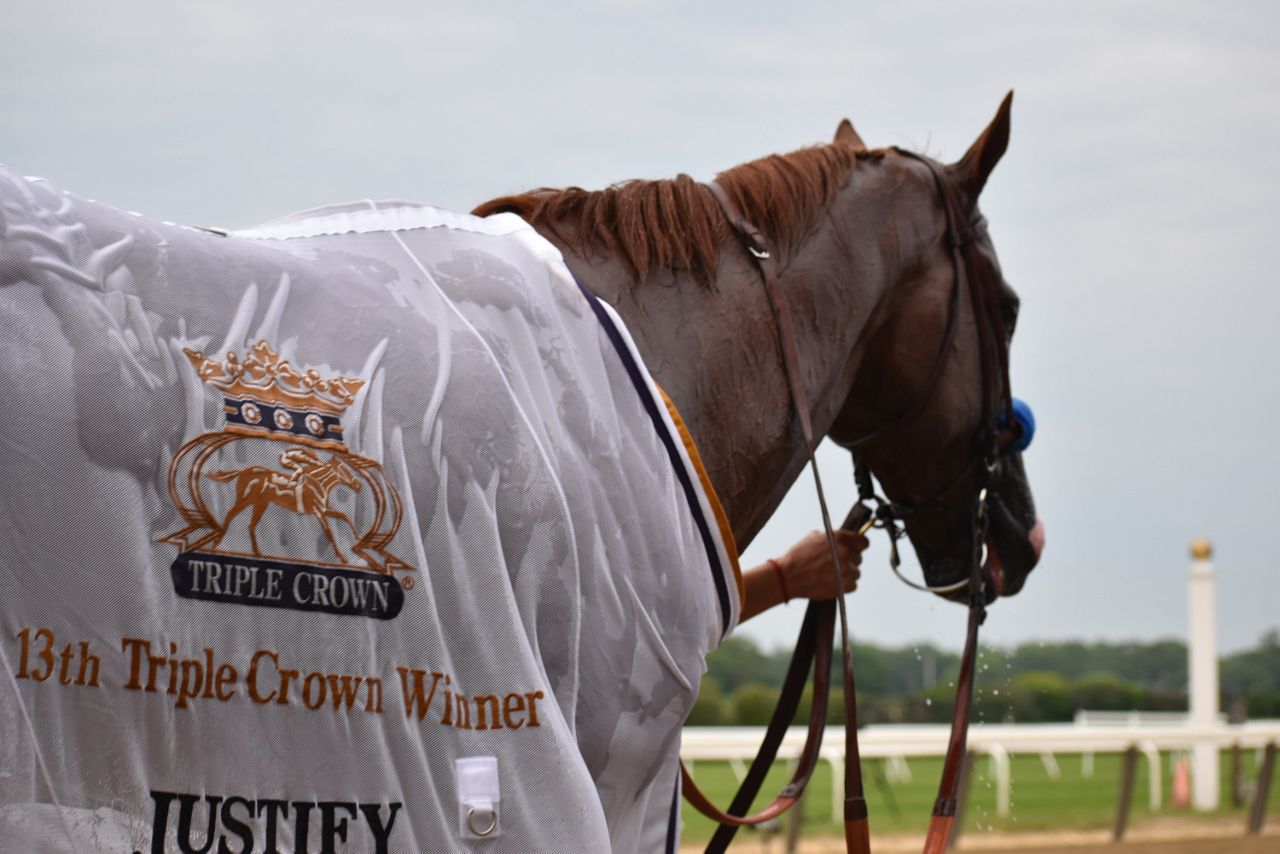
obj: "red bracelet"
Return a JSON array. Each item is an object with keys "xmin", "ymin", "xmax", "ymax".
[{"xmin": 767, "ymin": 558, "xmax": 790, "ymax": 603}]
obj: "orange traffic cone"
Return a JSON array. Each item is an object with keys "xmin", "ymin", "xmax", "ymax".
[{"xmin": 1172, "ymin": 755, "xmax": 1191, "ymax": 808}]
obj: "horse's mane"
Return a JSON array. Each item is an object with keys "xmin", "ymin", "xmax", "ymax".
[{"xmin": 473, "ymin": 143, "xmax": 882, "ymax": 283}]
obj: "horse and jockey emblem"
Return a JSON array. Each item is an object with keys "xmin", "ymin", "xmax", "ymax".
[{"xmin": 161, "ymin": 339, "xmax": 414, "ymax": 619}]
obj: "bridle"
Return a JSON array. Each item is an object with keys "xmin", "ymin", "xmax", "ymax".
[
  {"xmin": 681, "ymin": 149, "xmax": 1024, "ymax": 854},
  {"xmin": 850, "ymin": 148, "xmax": 1020, "ymax": 601}
]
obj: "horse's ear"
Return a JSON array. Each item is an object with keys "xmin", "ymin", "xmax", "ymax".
[
  {"xmin": 950, "ymin": 91, "xmax": 1013, "ymax": 198},
  {"xmin": 834, "ymin": 118, "xmax": 866, "ymax": 150}
]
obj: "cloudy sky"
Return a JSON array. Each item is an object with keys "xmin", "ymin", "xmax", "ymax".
[{"xmin": 4, "ymin": 2, "xmax": 1277, "ymax": 654}]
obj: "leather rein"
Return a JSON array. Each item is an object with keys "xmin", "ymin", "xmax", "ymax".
[{"xmin": 680, "ymin": 150, "xmax": 1017, "ymax": 854}]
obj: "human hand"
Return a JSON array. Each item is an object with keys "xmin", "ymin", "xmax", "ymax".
[{"xmin": 773, "ymin": 529, "xmax": 866, "ymax": 601}]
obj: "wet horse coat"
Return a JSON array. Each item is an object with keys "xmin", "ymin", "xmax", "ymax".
[{"xmin": 0, "ymin": 169, "xmax": 739, "ymax": 852}]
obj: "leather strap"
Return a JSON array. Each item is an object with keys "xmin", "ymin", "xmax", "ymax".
[
  {"xmin": 704, "ymin": 182, "xmax": 819, "ymax": 446},
  {"xmin": 844, "ymin": 227, "xmax": 964, "ymax": 452},
  {"xmin": 691, "ymin": 598, "xmax": 832, "ymax": 840},
  {"xmin": 689, "ymin": 158, "xmax": 1004, "ymax": 854},
  {"xmin": 690, "ymin": 508, "xmax": 869, "ymax": 852},
  {"xmin": 892, "ymin": 151, "xmax": 1002, "ymax": 854},
  {"xmin": 684, "ymin": 181, "xmax": 870, "ymax": 853},
  {"xmin": 921, "ymin": 563, "xmax": 985, "ymax": 853},
  {"xmin": 903, "ymin": 150, "xmax": 1013, "ymax": 449}
]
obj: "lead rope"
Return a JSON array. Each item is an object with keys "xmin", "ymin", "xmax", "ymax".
[
  {"xmin": 919, "ymin": 488, "xmax": 987, "ymax": 853},
  {"xmin": 701, "ymin": 180, "xmax": 871, "ymax": 854},
  {"xmin": 681, "ymin": 179, "xmax": 856, "ymax": 851}
]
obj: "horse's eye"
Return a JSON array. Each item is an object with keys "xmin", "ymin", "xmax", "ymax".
[
  {"xmin": 1001, "ymin": 296, "xmax": 1019, "ymax": 334},
  {"xmin": 996, "ymin": 284, "xmax": 1020, "ymax": 347}
]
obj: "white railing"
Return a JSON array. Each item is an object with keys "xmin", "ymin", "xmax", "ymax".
[
  {"xmin": 681, "ymin": 720, "xmax": 1280, "ymax": 820},
  {"xmin": 1074, "ymin": 709, "xmax": 1229, "ymax": 727}
]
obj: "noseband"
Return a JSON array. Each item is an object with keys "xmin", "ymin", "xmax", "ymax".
[{"xmin": 682, "ymin": 151, "xmax": 1026, "ymax": 854}]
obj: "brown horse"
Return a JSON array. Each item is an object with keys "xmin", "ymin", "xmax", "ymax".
[
  {"xmin": 477, "ymin": 93, "xmax": 1043, "ymax": 852},
  {"xmin": 208, "ymin": 447, "xmax": 363, "ymax": 562},
  {"xmin": 477, "ymin": 94, "xmax": 1043, "ymax": 601}
]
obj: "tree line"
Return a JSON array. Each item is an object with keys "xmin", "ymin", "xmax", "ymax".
[{"xmin": 686, "ymin": 629, "xmax": 1280, "ymax": 726}]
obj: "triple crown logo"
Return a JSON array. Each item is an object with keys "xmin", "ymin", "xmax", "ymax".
[{"xmin": 162, "ymin": 340, "xmax": 413, "ymax": 619}]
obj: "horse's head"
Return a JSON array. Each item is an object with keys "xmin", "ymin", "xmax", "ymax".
[
  {"xmin": 829, "ymin": 94, "xmax": 1044, "ymax": 603},
  {"xmin": 337, "ymin": 459, "xmax": 363, "ymax": 492},
  {"xmin": 317, "ymin": 456, "xmax": 363, "ymax": 493}
]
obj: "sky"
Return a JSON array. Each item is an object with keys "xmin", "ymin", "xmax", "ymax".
[{"xmin": 3, "ymin": 2, "xmax": 1278, "ymax": 655}]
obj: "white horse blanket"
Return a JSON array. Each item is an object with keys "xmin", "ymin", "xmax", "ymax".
[{"xmin": 0, "ymin": 166, "xmax": 740, "ymax": 853}]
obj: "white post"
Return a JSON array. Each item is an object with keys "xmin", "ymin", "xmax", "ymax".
[
  {"xmin": 987, "ymin": 745, "xmax": 1011, "ymax": 817},
  {"xmin": 827, "ymin": 755, "xmax": 844, "ymax": 822},
  {"xmin": 1188, "ymin": 538, "xmax": 1220, "ymax": 810},
  {"xmin": 1139, "ymin": 740, "xmax": 1163, "ymax": 811}
]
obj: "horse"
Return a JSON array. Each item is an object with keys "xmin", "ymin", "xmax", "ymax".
[
  {"xmin": 475, "ymin": 92, "xmax": 1044, "ymax": 851},
  {"xmin": 0, "ymin": 95, "xmax": 1041, "ymax": 854},
  {"xmin": 476, "ymin": 93, "xmax": 1042, "ymax": 603},
  {"xmin": 207, "ymin": 447, "xmax": 363, "ymax": 562}
]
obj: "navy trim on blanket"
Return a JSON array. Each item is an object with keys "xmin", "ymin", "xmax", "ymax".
[
  {"xmin": 666, "ymin": 761, "xmax": 681, "ymax": 853},
  {"xmin": 574, "ymin": 280, "xmax": 733, "ymax": 638}
]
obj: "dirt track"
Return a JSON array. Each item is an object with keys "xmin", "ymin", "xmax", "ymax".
[
  {"xmin": 682, "ymin": 818, "xmax": 1280, "ymax": 853},
  {"xmin": 959, "ymin": 838, "xmax": 1276, "ymax": 853}
]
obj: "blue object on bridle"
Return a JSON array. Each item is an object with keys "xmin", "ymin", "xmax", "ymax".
[{"xmin": 1000, "ymin": 397, "xmax": 1035, "ymax": 453}]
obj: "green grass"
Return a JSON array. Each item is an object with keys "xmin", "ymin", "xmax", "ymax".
[{"xmin": 680, "ymin": 748, "xmax": 1280, "ymax": 844}]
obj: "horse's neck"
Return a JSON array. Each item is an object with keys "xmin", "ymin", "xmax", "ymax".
[{"xmin": 540, "ymin": 184, "xmax": 892, "ymax": 549}]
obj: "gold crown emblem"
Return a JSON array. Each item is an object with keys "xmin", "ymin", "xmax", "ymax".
[{"xmin": 184, "ymin": 339, "xmax": 364, "ymax": 416}]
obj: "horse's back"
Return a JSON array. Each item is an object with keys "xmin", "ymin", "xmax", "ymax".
[{"xmin": 0, "ymin": 167, "xmax": 735, "ymax": 852}]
